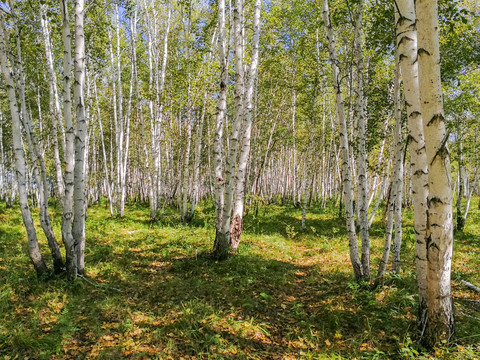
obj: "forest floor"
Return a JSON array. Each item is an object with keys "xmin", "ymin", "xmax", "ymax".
[{"xmin": 0, "ymin": 199, "xmax": 479, "ymax": 359}]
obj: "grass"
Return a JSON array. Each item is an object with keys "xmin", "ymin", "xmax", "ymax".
[{"xmin": 0, "ymin": 198, "xmax": 479, "ymax": 359}]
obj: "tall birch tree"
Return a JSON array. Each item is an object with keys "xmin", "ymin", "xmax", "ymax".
[
  {"xmin": 395, "ymin": 0, "xmax": 429, "ymax": 328},
  {"xmin": 9, "ymin": 5, "xmax": 64, "ymax": 274},
  {"xmin": 353, "ymin": 0, "xmax": 370, "ymax": 280},
  {"xmin": 212, "ymin": 0, "xmax": 229, "ymax": 258},
  {"xmin": 321, "ymin": 0, "xmax": 364, "ymax": 282},
  {"xmin": 416, "ymin": 0, "xmax": 455, "ymax": 347},
  {"xmin": 72, "ymin": 0, "xmax": 87, "ymax": 275},
  {"xmin": 0, "ymin": 13, "xmax": 48, "ymax": 277},
  {"xmin": 60, "ymin": 0, "xmax": 77, "ymax": 278},
  {"xmin": 231, "ymin": 0, "xmax": 261, "ymax": 251}
]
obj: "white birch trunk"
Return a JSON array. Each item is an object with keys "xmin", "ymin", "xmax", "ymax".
[
  {"xmin": 391, "ymin": 55, "xmax": 405, "ymax": 275},
  {"xmin": 292, "ymin": 90, "xmax": 297, "ymax": 206},
  {"xmin": 456, "ymin": 138, "xmax": 465, "ymax": 231},
  {"xmin": 40, "ymin": 5, "xmax": 66, "ymax": 204},
  {"xmin": 181, "ymin": 10, "xmax": 193, "ymax": 222},
  {"xmin": 72, "ymin": 0, "xmax": 87, "ymax": 275},
  {"xmin": 396, "ymin": 0, "xmax": 429, "ymax": 328},
  {"xmin": 231, "ymin": 0, "xmax": 261, "ymax": 250},
  {"xmin": 353, "ymin": 0, "xmax": 370, "ymax": 279},
  {"xmin": 416, "ymin": 0, "xmax": 454, "ymax": 346},
  {"xmin": 94, "ymin": 79, "xmax": 114, "ymax": 216},
  {"xmin": 190, "ymin": 103, "xmax": 205, "ymax": 219},
  {"xmin": 376, "ymin": 57, "xmax": 404, "ymax": 285},
  {"xmin": 321, "ymin": 0, "xmax": 364, "ymax": 281},
  {"xmin": 0, "ymin": 112, "xmax": 4, "ymax": 200},
  {"xmin": 11, "ymin": 16, "xmax": 64, "ymax": 274},
  {"xmin": 0, "ymin": 15, "xmax": 48, "ymax": 276},
  {"xmin": 182, "ymin": 111, "xmax": 193, "ymax": 221},
  {"xmin": 60, "ymin": 0, "xmax": 77, "ymax": 278},
  {"xmin": 212, "ymin": 0, "xmax": 229, "ymax": 258},
  {"xmin": 115, "ymin": 5, "xmax": 125, "ymax": 217},
  {"xmin": 144, "ymin": 0, "xmax": 157, "ymax": 220},
  {"xmin": 219, "ymin": 0, "xmax": 244, "ymax": 249}
]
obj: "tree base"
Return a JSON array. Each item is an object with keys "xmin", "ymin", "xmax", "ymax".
[{"xmin": 212, "ymin": 230, "xmax": 231, "ymax": 260}]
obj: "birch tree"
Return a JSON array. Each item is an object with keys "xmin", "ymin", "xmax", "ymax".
[
  {"xmin": 321, "ymin": 0, "xmax": 364, "ymax": 282},
  {"xmin": 231, "ymin": 0, "xmax": 261, "ymax": 251},
  {"xmin": 9, "ymin": 5, "xmax": 64, "ymax": 274},
  {"xmin": 353, "ymin": 0, "xmax": 370, "ymax": 280},
  {"xmin": 72, "ymin": 0, "xmax": 87, "ymax": 275},
  {"xmin": 416, "ymin": 0, "xmax": 455, "ymax": 347},
  {"xmin": 395, "ymin": 0, "xmax": 429, "ymax": 327},
  {"xmin": 0, "ymin": 12, "xmax": 48, "ymax": 277},
  {"xmin": 40, "ymin": 4, "xmax": 66, "ymax": 205},
  {"xmin": 212, "ymin": 0, "xmax": 229, "ymax": 258},
  {"xmin": 60, "ymin": 0, "xmax": 77, "ymax": 277},
  {"xmin": 375, "ymin": 56, "xmax": 404, "ymax": 286}
]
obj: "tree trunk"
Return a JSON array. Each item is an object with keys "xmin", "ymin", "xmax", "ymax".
[
  {"xmin": 60, "ymin": 0, "xmax": 77, "ymax": 278},
  {"xmin": 231, "ymin": 0, "xmax": 261, "ymax": 251},
  {"xmin": 353, "ymin": 0, "xmax": 370, "ymax": 280},
  {"xmin": 0, "ymin": 15, "xmax": 48, "ymax": 277},
  {"xmin": 321, "ymin": 0, "xmax": 364, "ymax": 282},
  {"xmin": 12, "ymin": 14, "xmax": 64, "ymax": 274},
  {"xmin": 72, "ymin": 0, "xmax": 87, "ymax": 275},
  {"xmin": 115, "ymin": 5, "xmax": 125, "ymax": 217},
  {"xmin": 375, "ymin": 56, "xmax": 404, "ymax": 286},
  {"xmin": 292, "ymin": 90, "xmax": 297, "ymax": 207},
  {"xmin": 416, "ymin": 0, "xmax": 455, "ymax": 347},
  {"xmin": 0, "ymin": 112, "xmax": 4, "ymax": 201},
  {"xmin": 40, "ymin": 4, "xmax": 66, "ymax": 205},
  {"xmin": 395, "ymin": 0, "xmax": 429, "ymax": 331},
  {"xmin": 219, "ymin": 0, "xmax": 244, "ymax": 252},
  {"xmin": 212, "ymin": 0, "xmax": 229, "ymax": 259},
  {"xmin": 456, "ymin": 138, "xmax": 465, "ymax": 231},
  {"xmin": 391, "ymin": 55, "xmax": 405, "ymax": 275},
  {"xmin": 190, "ymin": 97, "xmax": 207, "ymax": 220}
]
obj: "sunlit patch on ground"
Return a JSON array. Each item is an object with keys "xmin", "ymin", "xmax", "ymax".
[{"xmin": 0, "ymin": 200, "xmax": 479, "ymax": 359}]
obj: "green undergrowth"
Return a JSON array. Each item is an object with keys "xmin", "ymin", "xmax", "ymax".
[{"xmin": 0, "ymin": 198, "xmax": 479, "ymax": 359}]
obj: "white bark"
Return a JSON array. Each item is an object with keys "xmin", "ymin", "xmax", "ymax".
[
  {"xmin": 72, "ymin": 0, "xmax": 87, "ymax": 274},
  {"xmin": 147, "ymin": 1, "xmax": 171, "ymax": 220},
  {"xmin": 456, "ymin": 138, "xmax": 465, "ymax": 231},
  {"xmin": 0, "ymin": 112, "xmax": 4, "ymax": 200},
  {"xmin": 376, "ymin": 57, "xmax": 404, "ymax": 285},
  {"xmin": 115, "ymin": 5, "xmax": 125, "ymax": 217},
  {"xmin": 11, "ymin": 13, "xmax": 64, "ymax": 274},
  {"xmin": 292, "ymin": 90, "xmax": 297, "ymax": 206},
  {"xmin": 395, "ymin": 0, "xmax": 429, "ymax": 326},
  {"xmin": 416, "ymin": 0, "xmax": 454, "ymax": 346},
  {"xmin": 212, "ymin": 0, "xmax": 229, "ymax": 258},
  {"xmin": 0, "ymin": 15, "xmax": 48, "ymax": 276},
  {"xmin": 353, "ymin": 0, "xmax": 370, "ymax": 279},
  {"xmin": 40, "ymin": 4, "xmax": 66, "ymax": 204},
  {"xmin": 321, "ymin": 0, "xmax": 364, "ymax": 281},
  {"xmin": 190, "ymin": 101, "xmax": 206, "ymax": 219},
  {"xmin": 94, "ymin": 79, "xmax": 114, "ymax": 216},
  {"xmin": 231, "ymin": 0, "xmax": 261, "ymax": 250},
  {"xmin": 181, "ymin": 10, "xmax": 193, "ymax": 222},
  {"xmin": 60, "ymin": 0, "xmax": 77, "ymax": 278},
  {"xmin": 220, "ymin": 0, "xmax": 244, "ymax": 245},
  {"xmin": 391, "ymin": 58, "xmax": 405, "ymax": 275}
]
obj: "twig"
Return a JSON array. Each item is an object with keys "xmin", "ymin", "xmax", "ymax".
[
  {"xmin": 457, "ymin": 310, "xmax": 480, "ymax": 322},
  {"xmin": 77, "ymin": 274, "xmax": 122, "ymax": 293},
  {"xmin": 461, "ymin": 280, "xmax": 480, "ymax": 293},
  {"xmin": 454, "ymin": 297, "xmax": 480, "ymax": 303}
]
